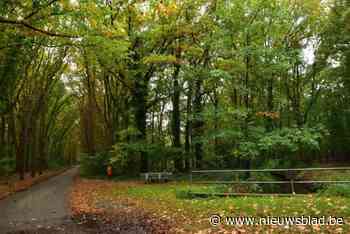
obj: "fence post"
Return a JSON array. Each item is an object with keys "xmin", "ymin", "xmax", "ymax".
[
  {"xmin": 189, "ymin": 171, "xmax": 193, "ymax": 195},
  {"xmin": 290, "ymin": 179, "xmax": 295, "ymax": 195}
]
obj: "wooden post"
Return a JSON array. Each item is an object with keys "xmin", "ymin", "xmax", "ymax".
[{"xmin": 290, "ymin": 179, "xmax": 295, "ymax": 195}]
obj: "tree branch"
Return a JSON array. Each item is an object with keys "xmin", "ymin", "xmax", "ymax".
[{"xmin": 0, "ymin": 16, "xmax": 78, "ymax": 38}]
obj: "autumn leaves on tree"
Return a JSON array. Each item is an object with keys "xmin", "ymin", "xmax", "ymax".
[{"xmin": 0, "ymin": 0, "xmax": 349, "ymax": 177}]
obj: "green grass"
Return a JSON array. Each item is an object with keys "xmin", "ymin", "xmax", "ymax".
[
  {"xmin": 123, "ymin": 183, "xmax": 350, "ymax": 216},
  {"xmin": 102, "ymin": 182, "xmax": 350, "ymax": 233}
]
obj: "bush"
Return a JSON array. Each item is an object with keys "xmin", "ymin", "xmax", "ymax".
[
  {"xmin": 248, "ymin": 172, "xmax": 279, "ymax": 193},
  {"xmin": 79, "ymin": 152, "xmax": 110, "ymax": 177}
]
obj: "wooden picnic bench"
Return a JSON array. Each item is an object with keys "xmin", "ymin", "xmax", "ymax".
[{"xmin": 140, "ymin": 172, "xmax": 172, "ymax": 183}]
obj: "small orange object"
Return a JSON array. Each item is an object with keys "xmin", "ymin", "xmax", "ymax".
[{"xmin": 107, "ymin": 165, "xmax": 112, "ymax": 177}]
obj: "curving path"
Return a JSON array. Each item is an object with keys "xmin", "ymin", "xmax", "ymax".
[{"xmin": 0, "ymin": 167, "xmax": 78, "ymax": 233}]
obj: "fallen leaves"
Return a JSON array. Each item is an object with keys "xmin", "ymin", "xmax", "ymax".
[
  {"xmin": 68, "ymin": 178, "xmax": 350, "ymax": 234},
  {"xmin": 69, "ymin": 178, "xmax": 172, "ymax": 233}
]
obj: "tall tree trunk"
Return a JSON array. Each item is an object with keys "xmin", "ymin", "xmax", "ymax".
[
  {"xmin": 83, "ymin": 52, "xmax": 96, "ymax": 155},
  {"xmin": 185, "ymin": 81, "xmax": 192, "ymax": 171},
  {"xmin": 8, "ymin": 110, "xmax": 16, "ymax": 163},
  {"xmin": 39, "ymin": 110, "xmax": 47, "ymax": 174},
  {"xmin": 267, "ymin": 77, "xmax": 274, "ymax": 132},
  {"xmin": 172, "ymin": 64, "xmax": 182, "ymax": 172},
  {"xmin": 0, "ymin": 116, "xmax": 5, "ymax": 159},
  {"xmin": 244, "ymin": 32, "xmax": 251, "ymax": 177},
  {"xmin": 159, "ymin": 101, "xmax": 167, "ymax": 170},
  {"xmin": 193, "ymin": 78, "xmax": 204, "ymax": 169},
  {"xmin": 192, "ymin": 49, "xmax": 210, "ymax": 169},
  {"xmin": 30, "ymin": 117, "xmax": 38, "ymax": 177},
  {"xmin": 17, "ymin": 109, "xmax": 30, "ymax": 180},
  {"xmin": 134, "ymin": 79, "xmax": 148, "ymax": 172},
  {"xmin": 213, "ymin": 90, "xmax": 220, "ymax": 167}
]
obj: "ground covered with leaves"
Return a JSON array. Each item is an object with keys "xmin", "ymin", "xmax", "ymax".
[
  {"xmin": 69, "ymin": 177, "xmax": 350, "ymax": 233},
  {"xmin": 70, "ymin": 178, "xmax": 171, "ymax": 234}
]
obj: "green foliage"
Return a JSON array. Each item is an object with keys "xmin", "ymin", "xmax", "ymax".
[
  {"xmin": 318, "ymin": 184, "xmax": 350, "ymax": 197},
  {"xmin": 258, "ymin": 127, "xmax": 324, "ymax": 154},
  {"xmin": 80, "ymin": 152, "xmax": 111, "ymax": 177},
  {"xmin": 109, "ymin": 143, "xmax": 128, "ymax": 169},
  {"xmin": 110, "ymin": 141, "xmax": 184, "ymax": 173},
  {"xmin": 175, "ymin": 188, "xmax": 192, "ymax": 199},
  {"xmin": 233, "ymin": 126, "xmax": 325, "ymax": 160},
  {"xmin": 1, "ymin": 0, "xmax": 348, "ymax": 179},
  {"xmin": 0, "ymin": 157, "xmax": 15, "ymax": 176}
]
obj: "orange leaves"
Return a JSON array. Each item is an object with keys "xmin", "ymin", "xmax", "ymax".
[
  {"xmin": 69, "ymin": 178, "xmax": 107, "ymax": 216},
  {"xmin": 256, "ymin": 111, "xmax": 280, "ymax": 120}
]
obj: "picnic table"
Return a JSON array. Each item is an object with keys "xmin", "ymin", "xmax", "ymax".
[{"xmin": 140, "ymin": 172, "xmax": 172, "ymax": 183}]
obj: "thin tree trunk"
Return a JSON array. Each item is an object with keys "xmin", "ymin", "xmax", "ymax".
[
  {"xmin": 244, "ymin": 32, "xmax": 251, "ymax": 177},
  {"xmin": 172, "ymin": 64, "xmax": 182, "ymax": 171}
]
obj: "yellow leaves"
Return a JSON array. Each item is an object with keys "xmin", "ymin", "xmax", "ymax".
[
  {"xmin": 215, "ymin": 59, "xmax": 244, "ymax": 72},
  {"xmin": 102, "ymin": 27, "xmax": 127, "ymax": 39},
  {"xmin": 156, "ymin": 2, "xmax": 178, "ymax": 17},
  {"xmin": 86, "ymin": 2, "xmax": 98, "ymax": 14},
  {"xmin": 90, "ymin": 19, "xmax": 97, "ymax": 28},
  {"xmin": 167, "ymin": 3, "xmax": 178, "ymax": 16},
  {"xmin": 143, "ymin": 54, "xmax": 179, "ymax": 65}
]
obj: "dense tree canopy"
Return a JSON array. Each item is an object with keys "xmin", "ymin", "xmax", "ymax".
[{"xmin": 0, "ymin": 0, "xmax": 349, "ymax": 178}]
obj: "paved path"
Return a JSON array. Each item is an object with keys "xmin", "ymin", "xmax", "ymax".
[{"xmin": 0, "ymin": 168, "xmax": 78, "ymax": 233}]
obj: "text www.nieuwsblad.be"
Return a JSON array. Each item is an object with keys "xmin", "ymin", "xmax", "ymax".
[{"xmin": 209, "ymin": 215, "xmax": 344, "ymax": 226}]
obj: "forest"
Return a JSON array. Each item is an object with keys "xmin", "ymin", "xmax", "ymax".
[{"xmin": 0, "ymin": 0, "xmax": 349, "ymax": 179}]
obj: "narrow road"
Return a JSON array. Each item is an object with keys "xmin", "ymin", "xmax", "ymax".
[{"xmin": 0, "ymin": 167, "xmax": 78, "ymax": 233}]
